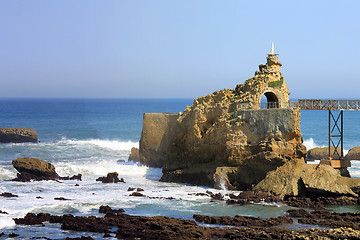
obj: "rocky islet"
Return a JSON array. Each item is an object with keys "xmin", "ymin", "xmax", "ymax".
[{"xmin": 0, "ymin": 128, "xmax": 38, "ymax": 143}]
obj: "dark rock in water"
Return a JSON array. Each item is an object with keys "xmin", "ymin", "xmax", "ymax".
[
  {"xmin": 136, "ymin": 188, "xmax": 144, "ymax": 192},
  {"xmin": 14, "ymin": 212, "xmax": 50, "ymax": 225},
  {"xmin": 128, "ymin": 147, "xmax": 140, "ymax": 162},
  {"xmin": 193, "ymin": 214, "xmax": 292, "ymax": 227},
  {"xmin": 0, "ymin": 210, "xmax": 8, "ymax": 214},
  {"xmin": 0, "ymin": 127, "xmax": 38, "ymax": 143},
  {"xmin": 103, "ymin": 233, "xmax": 112, "ymax": 238},
  {"xmin": 12, "ymin": 157, "xmax": 59, "ymax": 181},
  {"xmin": 287, "ymin": 208, "xmax": 360, "ymax": 229},
  {"xmin": 130, "ymin": 192, "xmax": 145, "ymax": 197},
  {"xmin": 65, "ymin": 237, "xmax": 94, "ymax": 240},
  {"xmin": 127, "ymin": 187, "xmax": 135, "ymax": 191},
  {"xmin": 0, "ymin": 192, "xmax": 18, "ymax": 198},
  {"xmin": 59, "ymin": 174, "xmax": 82, "ymax": 181},
  {"xmin": 75, "ymin": 184, "xmax": 80, "ymax": 186},
  {"xmin": 99, "ymin": 205, "xmax": 124, "ymax": 214},
  {"xmin": 206, "ymin": 190, "xmax": 223, "ymax": 201},
  {"xmin": 0, "ymin": 232, "xmax": 4, "ymax": 237},
  {"xmin": 8, "ymin": 233, "xmax": 19, "ymax": 238},
  {"xmin": 54, "ymin": 197, "xmax": 71, "ymax": 201},
  {"xmin": 36, "ymin": 196, "xmax": 43, "ymax": 199},
  {"xmin": 96, "ymin": 172, "xmax": 124, "ymax": 183}
]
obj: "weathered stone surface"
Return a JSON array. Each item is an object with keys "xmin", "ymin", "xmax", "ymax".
[
  {"xmin": 213, "ymin": 167, "xmax": 238, "ymax": 190},
  {"xmin": 255, "ymin": 159, "xmax": 360, "ymax": 198},
  {"xmin": 139, "ymin": 113, "xmax": 180, "ymax": 167},
  {"xmin": 160, "ymin": 106, "xmax": 306, "ymax": 189},
  {"xmin": 345, "ymin": 146, "xmax": 360, "ymax": 160},
  {"xmin": 306, "ymin": 146, "xmax": 342, "ymax": 160},
  {"xmin": 254, "ymin": 158, "xmax": 306, "ymax": 197},
  {"xmin": 128, "ymin": 147, "xmax": 140, "ymax": 162},
  {"xmin": 12, "ymin": 157, "xmax": 59, "ymax": 181},
  {"xmin": 0, "ymin": 128, "xmax": 38, "ymax": 143},
  {"xmin": 234, "ymin": 54, "xmax": 290, "ymax": 108}
]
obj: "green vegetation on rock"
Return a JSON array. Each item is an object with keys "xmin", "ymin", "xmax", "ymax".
[{"xmin": 268, "ymin": 78, "xmax": 283, "ymax": 88}]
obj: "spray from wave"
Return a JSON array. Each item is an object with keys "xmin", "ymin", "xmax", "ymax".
[
  {"xmin": 58, "ymin": 138, "xmax": 139, "ymax": 151},
  {"xmin": 303, "ymin": 138, "xmax": 326, "ymax": 150}
]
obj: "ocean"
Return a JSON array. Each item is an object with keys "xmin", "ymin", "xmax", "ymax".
[{"xmin": 1, "ymin": 98, "xmax": 360, "ymax": 239}]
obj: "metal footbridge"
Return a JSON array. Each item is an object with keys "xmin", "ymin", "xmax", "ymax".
[{"xmin": 297, "ymin": 99, "xmax": 360, "ymax": 168}]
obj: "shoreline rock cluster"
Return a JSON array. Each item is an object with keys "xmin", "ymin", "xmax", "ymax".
[
  {"xmin": 4, "ymin": 156, "xmax": 360, "ymax": 239},
  {"xmin": 11, "ymin": 206, "xmax": 360, "ymax": 239}
]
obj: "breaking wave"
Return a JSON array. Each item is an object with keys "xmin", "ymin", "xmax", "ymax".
[{"xmin": 57, "ymin": 138, "xmax": 138, "ymax": 151}]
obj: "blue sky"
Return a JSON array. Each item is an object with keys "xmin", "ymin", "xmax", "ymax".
[{"xmin": 0, "ymin": 1, "xmax": 359, "ymax": 99}]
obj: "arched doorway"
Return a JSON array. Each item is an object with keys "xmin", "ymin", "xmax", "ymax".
[{"xmin": 260, "ymin": 91, "xmax": 279, "ymax": 109}]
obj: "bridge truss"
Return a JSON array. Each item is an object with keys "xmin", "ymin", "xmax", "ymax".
[{"xmin": 298, "ymin": 99, "xmax": 360, "ymax": 167}]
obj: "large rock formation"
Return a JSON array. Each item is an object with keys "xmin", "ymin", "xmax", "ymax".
[
  {"xmin": 255, "ymin": 158, "xmax": 360, "ymax": 198},
  {"xmin": 140, "ymin": 51, "xmax": 307, "ymax": 190},
  {"xmin": 12, "ymin": 157, "xmax": 59, "ymax": 181},
  {"xmin": 0, "ymin": 128, "xmax": 38, "ymax": 143}
]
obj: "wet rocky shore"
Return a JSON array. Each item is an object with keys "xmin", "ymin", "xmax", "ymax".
[
  {"xmin": 4, "ymin": 193, "xmax": 360, "ymax": 239},
  {"xmin": 3, "ymin": 156, "xmax": 360, "ymax": 239}
]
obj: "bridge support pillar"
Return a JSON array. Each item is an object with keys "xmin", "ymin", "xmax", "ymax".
[{"xmin": 328, "ymin": 110, "xmax": 344, "ymax": 160}]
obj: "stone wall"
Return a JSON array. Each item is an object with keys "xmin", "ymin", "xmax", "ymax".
[
  {"xmin": 139, "ymin": 113, "xmax": 180, "ymax": 168},
  {"xmin": 234, "ymin": 108, "xmax": 301, "ymax": 143}
]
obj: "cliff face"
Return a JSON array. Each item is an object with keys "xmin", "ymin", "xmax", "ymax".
[
  {"xmin": 139, "ymin": 113, "xmax": 180, "ymax": 168},
  {"xmin": 139, "ymin": 53, "xmax": 307, "ymax": 190}
]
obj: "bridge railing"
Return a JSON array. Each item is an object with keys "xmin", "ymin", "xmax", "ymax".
[
  {"xmin": 298, "ymin": 99, "xmax": 360, "ymax": 111},
  {"xmin": 237, "ymin": 100, "xmax": 360, "ymax": 111},
  {"xmin": 236, "ymin": 101, "xmax": 299, "ymax": 110},
  {"xmin": 260, "ymin": 101, "xmax": 298, "ymax": 109}
]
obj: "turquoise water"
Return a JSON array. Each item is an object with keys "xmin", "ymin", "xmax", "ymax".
[{"xmin": 1, "ymin": 98, "xmax": 360, "ymax": 238}]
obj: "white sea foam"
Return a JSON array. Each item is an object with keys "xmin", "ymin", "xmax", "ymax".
[
  {"xmin": 0, "ymin": 216, "xmax": 15, "ymax": 229},
  {"xmin": 0, "ymin": 166, "xmax": 17, "ymax": 180},
  {"xmin": 54, "ymin": 160, "xmax": 148, "ymax": 180},
  {"xmin": 58, "ymin": 138, "xmax": 138, "ymax": 151}
]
